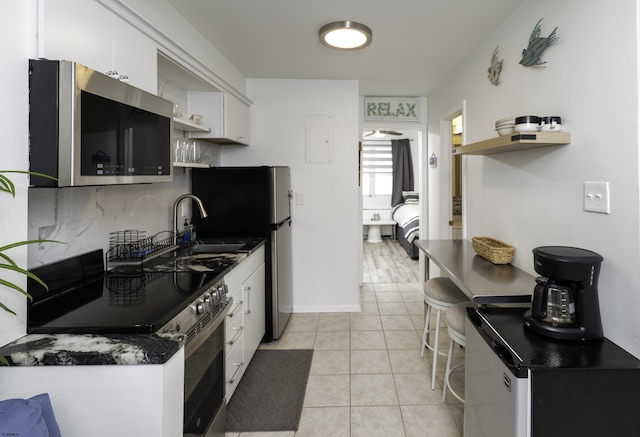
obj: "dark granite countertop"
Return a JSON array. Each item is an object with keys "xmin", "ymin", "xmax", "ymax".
[
  {"xmin": 1, "ymin": 238, "xmax": 266, "ymax": 367},
  {"xmin": 0, "ymin": 332, "xmax": 184, "ymax": 366}
]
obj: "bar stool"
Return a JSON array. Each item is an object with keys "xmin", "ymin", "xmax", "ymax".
[
  {"xmin": 443, "ymin": 301, "xmax": 472, "ymax": 403},
  {"xmin": 421, "ymin": 277, "xmax": 469, "ymax": 390}
]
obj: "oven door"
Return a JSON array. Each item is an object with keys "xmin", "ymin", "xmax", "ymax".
[{"xmin": 184, "ymin": 301, "xmax": 230, "ymax": 437}]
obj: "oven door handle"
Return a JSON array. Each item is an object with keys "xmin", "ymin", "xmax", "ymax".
[
  {"xmin": 184, "ymin": 302, "xmax": 230, "ymax": 359},
  {"xmin": 227, "ymin": 361, "xmax": 245, "ymax": 384}
]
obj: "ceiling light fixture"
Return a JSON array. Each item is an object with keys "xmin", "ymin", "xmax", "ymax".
[{"xmin": 319, "ymin": 21, "xmax": 372, "ymax": 50}]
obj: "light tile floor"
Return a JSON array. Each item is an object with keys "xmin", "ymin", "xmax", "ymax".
[{"xmin": 225, "ymin": 281, "xmax": 465, "ymax": 437}]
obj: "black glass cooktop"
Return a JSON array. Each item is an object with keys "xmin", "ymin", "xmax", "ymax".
[{"xmin": 27, "ymin": 249, "xmax": 240, "ymax": 334}]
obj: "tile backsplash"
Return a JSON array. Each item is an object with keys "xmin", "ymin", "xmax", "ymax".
[{"xmin": 28, "ymin": 168, "xmax": 192, "ymax": 268}]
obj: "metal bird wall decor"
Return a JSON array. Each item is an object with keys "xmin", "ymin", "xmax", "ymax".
[{"xmin": 520, "ymin": 18, "xmax": 559, "ymax": 67}]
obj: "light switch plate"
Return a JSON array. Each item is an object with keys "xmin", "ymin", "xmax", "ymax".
[{"xmin": 584, "ymin": 181, "xmax": 610, "ymax": 214}]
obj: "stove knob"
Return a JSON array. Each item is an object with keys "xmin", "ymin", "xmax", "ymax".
[
  {"xmin": 196, "ymin": 300, "xmax": 207, "ymax": 315},
  {"xmin": 204, "ymin": 294, "xmax": 215, "ymax": 311},
  {"xmin": 211, "ymin": 290, "xmax": 221, "ymax": 303},
  {"xmin": 218, "ymin": 284, "xmax": 228, "ymax": 297}
]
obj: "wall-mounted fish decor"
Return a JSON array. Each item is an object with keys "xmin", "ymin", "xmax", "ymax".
[
  {"xmin": 520, "ymin": 18, "xmax": 558, "ymax": 67},
  {"xmin": 487, "ymin": 46, "xmax": 503, "ymax": 86}
]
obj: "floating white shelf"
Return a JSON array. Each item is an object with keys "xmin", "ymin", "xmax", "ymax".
[{"xmin": 453, "ymin": 132, "xmax": 571, "ymax": 155}]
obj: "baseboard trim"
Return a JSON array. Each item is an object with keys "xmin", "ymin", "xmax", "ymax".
[{"xmin": 292, "ymin": 304, "xmax": 362, "ymax": 313}]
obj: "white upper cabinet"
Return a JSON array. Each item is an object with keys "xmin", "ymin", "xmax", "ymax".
[
  {"xmin": 187, "ymin": 92, "xmax": 250, "ymax": 146},
  {"xmin": 40, "ymin": 0, "xmax": 157, "ymax": 94}
]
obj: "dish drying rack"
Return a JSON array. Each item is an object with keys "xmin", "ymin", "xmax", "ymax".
[{"xmin": 106, "ymin": 229, "xmax": 178, "ymax": 271}]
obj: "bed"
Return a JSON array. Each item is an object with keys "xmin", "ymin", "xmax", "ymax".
[{"xmin": 391, "ymin": 192, "xmax": 420, "ymax": 259}]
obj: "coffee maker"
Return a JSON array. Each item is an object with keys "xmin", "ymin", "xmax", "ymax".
[{"xmin": 524, "ymin": 246, "xmax": 604, "ymax": 341}]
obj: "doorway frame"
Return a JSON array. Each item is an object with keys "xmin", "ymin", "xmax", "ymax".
[
  {"xmin": 358, "ymin": 122, "xmax": 427, "ymax": 286},
  {"xmin": 439, "ymin": 100, "xmax": 467, "ymax": 240}
]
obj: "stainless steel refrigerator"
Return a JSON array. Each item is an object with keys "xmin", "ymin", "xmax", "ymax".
[{"xmin": 191, "ymin": 166, "xmax": 293, "ymax": 341}]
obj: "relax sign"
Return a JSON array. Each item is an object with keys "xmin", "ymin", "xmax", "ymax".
[{"xmin": 364, "ymin": 97, "xmax": 420, "ymax": 122}]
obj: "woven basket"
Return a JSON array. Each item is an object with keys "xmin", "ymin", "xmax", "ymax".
[{"xmin": 471, "ymin": 237, "xmax": 515, "ymax": 265}]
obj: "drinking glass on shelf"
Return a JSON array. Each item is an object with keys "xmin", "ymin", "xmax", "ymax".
[
  {"xmin": 187, "ymin": 141, "xmax": 201, "ymax": 163},
  {"xmin": 181, "ymin": 141, "xmax": 190, "ymax": 163},
  {"xmin": 174, "ymin": 139, "xmax": 183, "ymax": 163}
]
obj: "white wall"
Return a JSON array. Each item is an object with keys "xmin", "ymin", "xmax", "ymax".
[
  {"xmin": 0, "ymin": 1, "xmax": 33, "ymax": 348},
  {"xmin": 221, "ymin": 79, "xmax": 361, "ymax": 312},
  {"xmin": 427, "ymin": 0, "xmax": 640, "ymax": 356}
]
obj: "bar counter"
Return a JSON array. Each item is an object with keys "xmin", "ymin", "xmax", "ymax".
[{"xmin": 415, "ymin": 239, "xmax": 535, "ymax": 304}]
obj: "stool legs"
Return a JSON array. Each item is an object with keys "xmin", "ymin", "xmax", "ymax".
[
  {"xmin": 431, "ymin": 308, "xmax": 442, "ymax": 391},
  {"xmin": 420, "ymin": 302, "xmax": 432, "ymax": 358},
  {"xmin": 442, "ymin": 337, "xmax": 465, "ymax": 403},
  {"xmin": 421, "ymin": 304, "xmax": 444, "ymax": 391}
]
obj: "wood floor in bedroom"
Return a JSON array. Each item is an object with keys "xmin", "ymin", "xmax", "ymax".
[{"xmin": 363, "ymin": 238, "xmax": 420, "ymax": 283}]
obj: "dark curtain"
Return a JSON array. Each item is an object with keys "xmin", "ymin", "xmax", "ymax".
[{"xmin": 391, "ymin": 139, "xmax": 414, "ymax": 206}]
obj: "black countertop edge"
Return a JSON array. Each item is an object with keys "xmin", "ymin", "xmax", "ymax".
[
  {"xmin": 3, "ymin": 238, "xmax": 266, "ymax": 367},
  {"xmin": 0, "ymin": 332, "xmax": 185, "ymax": 367}
]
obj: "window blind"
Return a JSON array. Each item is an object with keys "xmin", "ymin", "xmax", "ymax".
[{"xmin": 361, "ymin": 141, "xmax": 392, "ymax": 174}]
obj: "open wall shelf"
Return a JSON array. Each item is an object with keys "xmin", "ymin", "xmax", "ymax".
[
  {"xmin": 173, "ymin": 117, "xmax": 210, "ymax": 133},
  {"xmin": 452, "ymin": 132, "xmax": 571, "ymax": 155}
]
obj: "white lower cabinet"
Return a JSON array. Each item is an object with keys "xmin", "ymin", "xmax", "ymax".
[
  {"xmin": 225, "ymin": 337, "xmax": 244, "ymax": 399},
  {"xmin": 0, "ymin": 349, "xmax": 184, "ymax": 437},
  {"xmin": 224, "ymin": 246, "xmax": 266, "ymax": 401}
]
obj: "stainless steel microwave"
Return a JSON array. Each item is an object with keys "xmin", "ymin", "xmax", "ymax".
[{"xmin": 29, "ymin": 59, "xmax": 173, "ymax": 187}]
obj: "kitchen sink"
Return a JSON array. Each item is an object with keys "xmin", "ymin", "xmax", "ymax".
[{"xmin": 191, "ymin": 243, "xmax": 248, "ymax": 253}]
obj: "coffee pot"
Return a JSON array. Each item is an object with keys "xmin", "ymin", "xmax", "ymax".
[
  {"xmin": 531, "ymin": 277, "xmax": 576, "ymax": 325},
  {"xmin": 524, "ymin": 246, "xmax": 604, "ymax": 341}
]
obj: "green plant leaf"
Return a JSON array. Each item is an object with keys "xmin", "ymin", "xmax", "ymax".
[
  {"xmin": 0, "ymin": 174, "xmax": 16, "ymax": 197},
  {"xmin": 0, "ymin": 171, "xmax": 62, "ymax": 320},
  {"xmin": 0, "ymin": 355, "xmax": 8, "ymax": 366},
  {"xmin": 0, "ymin": 169, "xmax": 59, "ymax": 181},
  {"xmin": 0, "ymin": 276, "xmax": 33, "ymax": 301},
  {"xmin": 0, "ymin": 300, "xmax": 17, "ymax": 316},
  {"xmin": 0, "ymin": 252, "xmax": 18, "ymax": 268},
  {"xmin": 0, "ymin": 239, "xmax": 63, "ymax": 253},
  {"xmin": 0, "ymin": 264, "xmax": 49, "ymax": 296},
  {"xmin": 0, "ymin": 170, "xmax": 58, "ymax": 197}
]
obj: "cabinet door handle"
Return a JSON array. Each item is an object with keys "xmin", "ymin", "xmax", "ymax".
[
  {"xmin": 227, "ymin": 362, "xmax": 245, "ymax": 384},
  {"xmin": 227, "ymin": 300, "xmax": 244, "ymax": 318},
  {"xmin": 227, "ymin": 326, "xmax": 244, "ymax": 345},
  {"xmin": 243, "ymin": 286, "xmax": 252, "ymax": 315}
]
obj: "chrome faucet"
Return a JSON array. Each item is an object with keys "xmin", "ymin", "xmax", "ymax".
[{"xmin": 173, "ymin": 194, "xmax": 208, "ymax": 244}]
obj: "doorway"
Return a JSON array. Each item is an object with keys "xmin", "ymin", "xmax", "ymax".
[
  {"xmin": 439, "ymin": 101, "xmax": 465, "ymax": 241},
  {"xmin": 451, "ymin": 115, "xmax": 463, "ymax": 240},
  {"xmin": 359, "ymin": 127, "xmax": 423, "ymax": 285}
]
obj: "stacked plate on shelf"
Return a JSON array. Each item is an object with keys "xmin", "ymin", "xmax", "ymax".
[{"xmin": 495, "ymin": 117, "xmax": 516, "ymax": 136}]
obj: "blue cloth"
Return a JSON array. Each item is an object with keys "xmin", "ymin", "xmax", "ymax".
[{"xmin": 0, "ymin": 393, "xmax": 61, "ymax": 437}]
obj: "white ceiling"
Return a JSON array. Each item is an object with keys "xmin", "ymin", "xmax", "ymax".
[{"xmin": 165, "ymin": 0, "xmax": 525, "ymax": 96}]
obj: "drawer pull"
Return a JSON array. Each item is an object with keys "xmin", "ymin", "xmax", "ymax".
[
  {"xmin": 227, "ymin": 300, "xmax": 244, "ymax": 318},
  {"xmin": 227, "ymin": 326, "xmax": 244, "ymax": 345},
  {"xmin": 227, "ymin": 361, "xmax": 244, "ymax": 384}
]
